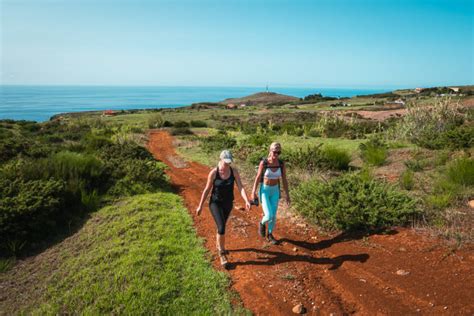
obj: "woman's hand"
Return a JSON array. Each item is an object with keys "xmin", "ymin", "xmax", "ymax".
[
  {"xmin": 196, "ymin": 205, "xmax": 203, "ymax": 216},
  {"xmin": 245, "ymin": 200, "xmax": 251, "ymax": 211}
]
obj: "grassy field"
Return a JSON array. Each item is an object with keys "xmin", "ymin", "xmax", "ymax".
[{"xmin": 16, "ymin": 193, "xmax": 243, "ymax": 315}]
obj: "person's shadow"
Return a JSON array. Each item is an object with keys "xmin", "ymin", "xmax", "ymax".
[
  {"xmin": 225, "ymin": 229, "xmax": 399, "ymax": 270},
  {"xmin": 279, "ymin": 229, "xmax": 398, "ymax": 252},
  {"xmin": 227, "ymin": 248, "xmax": 369, "ymax": 270}
]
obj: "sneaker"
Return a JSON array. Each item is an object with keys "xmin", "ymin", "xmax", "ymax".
[
  {"xmin": 259, "ymin": 222, "xmax": 266, "ymax": 237},
  {"xmin": 219, "ymin": 253, "xmax": 229, "ymax": 270},
  {"xmin": 267, "ymin": 233, "xmax": 278, "ymax": 245}
]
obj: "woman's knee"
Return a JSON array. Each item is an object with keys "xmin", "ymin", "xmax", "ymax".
[{"xmin": 217, "ymin": 225, "xmax": 226, "ymax": 235}]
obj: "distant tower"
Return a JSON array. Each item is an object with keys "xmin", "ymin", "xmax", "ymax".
[{"xmin": 266, "ymin": 83, "xmax": 269, "ymax": 93}]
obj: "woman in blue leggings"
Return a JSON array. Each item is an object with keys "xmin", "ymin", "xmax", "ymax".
[{"xmin": 251, "ymin": 142, "xmax": 290, "ymax": 244}]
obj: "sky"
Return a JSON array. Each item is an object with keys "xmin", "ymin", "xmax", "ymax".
[{"xmin": 1, "ymin": 0, "xmax": 473, "ymax": 88}]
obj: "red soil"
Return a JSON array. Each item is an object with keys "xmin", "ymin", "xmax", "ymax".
[{"xmin": 147, "ymin": 130, "xmax": 474, "ymax": 315}]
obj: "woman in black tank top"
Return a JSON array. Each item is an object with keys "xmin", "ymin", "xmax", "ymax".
[{"xmin": 197, "ymin": 150, "xmax": 251, "ymax": 269}]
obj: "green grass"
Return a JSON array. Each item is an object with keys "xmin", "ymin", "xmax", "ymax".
[{"xmin": 23, "ymin": 193, "xmax": 241, "ymax": 315}]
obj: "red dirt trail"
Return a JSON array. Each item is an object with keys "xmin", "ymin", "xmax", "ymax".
[{"xmin": 148, "ymin": 130, "xmax": 474, "ymax": 316}]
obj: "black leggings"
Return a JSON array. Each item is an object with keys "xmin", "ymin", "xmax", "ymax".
[{"xmin": 209, "ymin": 201, "xmax": 233, "ymax": 235}]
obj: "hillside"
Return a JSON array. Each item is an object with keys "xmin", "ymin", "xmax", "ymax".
[{"xmin": 219, "ymin": 92, "xmax": 299, "ymax": 106}]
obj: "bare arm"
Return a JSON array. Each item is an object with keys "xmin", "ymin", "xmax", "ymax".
[
  {"xmin": 196, "ymin": 168, "xmax": 216, "ymax": 215},
  {"xmin": 281, "ymin": 162, "xmax": 291, "ymax": 206},
  {"xmin": 233, "ymin": 168, "xmax": 251, "ymax": 210},
  {"xmin": 251, "ymin": 161, "xmax": 264, "ymax": 200}
]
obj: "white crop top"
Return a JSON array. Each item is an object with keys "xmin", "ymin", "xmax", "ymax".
[{"xmin": 264, "ymin": 167, "xmax": 282, "ymax": 180}]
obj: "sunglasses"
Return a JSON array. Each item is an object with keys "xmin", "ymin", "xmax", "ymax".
[{"xmin": 272, "ymin": 150, "xmax": 281, "ymax": 155}]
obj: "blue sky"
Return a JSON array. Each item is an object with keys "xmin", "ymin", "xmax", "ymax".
[{"xmin": 1, "ymin": 0, "xmax": 473, "ymax": 88}]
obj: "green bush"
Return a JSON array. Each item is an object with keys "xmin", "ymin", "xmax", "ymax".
[
  {"xmin": 82, "ymin": 133, "xmax": 112, "ymax": 151},
  {"xmin": 292, "ymin": 172, "xmax": 419, "ymax": 230},
  {"xmin": 283, "ymin": 145, "xmax": 324, "ymax": 171},
  {"xmin": 0, "ymin": 178, "xmax": 66, "ymax": 252},
  {"xmin": 391, "ymin": 99, "xmax": 465, "ymax": 149},
  {"xmin": 107, "ymin": 160, "xmax": 169, "ymax": 196},
  {"xmin": 201, "ymin": 133, "xmax": 237, "ymax": 152},
  {"xmin": 173, "ymin": 121, "xmax": 190, "ymax": 128},
  {"xmin": 424, "ymin": 158, "xmax": 473, "ymax": 210},
  {"xmin": 307, "ymin": 129, "xmax": 321, "ymax": 137},
  {"xmin": 320, "ymin": 146, "xmax": 351, "ymax": 170},
  {"xmin": 162, "ymin": 120, "xmax": 174, "ymax": 127},
  {"xmin": 442, "ymin": 125, "xmax": 474, "ymax": 149},
  {"xmin": 426, "ymin": 192, "xmax": 453, "ymax": 210},
  {"xmin": 447, "ymin": 157, "xmax": 474, "ymax": 186},
  {"xmin": 283, "ymin": 145, "xmax": 350, "ymax": 171},
  {"xmin": 190, "ymin": 120, "xmax": 208, "ymax": 128},
  {"xmin": 404, "ymin": 159, "xmax": 428, "ymax": 172},
  {"xmin": 148, "ymin": 113, "xmax": 165, "ymax": 128},
  {"xmin": 245, "ymin": 133, "xmax": 273, "ymax": 147},
  {"xmin": 170, "ymin": 127, "xmax": 193, "ymax": 135},
  {"xmin": 359, "ymin": 138, "xmax": 388, "ymax": 166},
  {"xmin": 400, "ymin": 170, "xmax": 415, "ymax": 190}
]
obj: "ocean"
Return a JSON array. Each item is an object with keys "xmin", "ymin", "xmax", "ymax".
[{"xmin": 0, "ymin": 85, "xmax": 391, "ymax": 122}]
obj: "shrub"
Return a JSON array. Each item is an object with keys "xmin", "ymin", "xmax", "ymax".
[
  {"xmin": 163, "ymin": 120, "xmax": 173, "ymax": 127},
  {"xmin": 0, "ymin": 136, "xmax": 29, "ymax": 163},
  {"xmin": 320, "ymin": 146, "xmax": 351, "ymax": 170},
  {"xmin": 359, "ymin": 138, "xmax": 388, "ymax": 166},
  {"xmin": 307, "ymin": 129, "xmax": 321, "ymax": 137},
  {"xmin": 441, "ymin": 125, "xmax": 474, "ymax": 149},
  {"xmin": 201, "ymin": 133, "xmax": 237, "ymax": 152},
  {"xmin": 173, "ymin": 121, "xmax": 190, "ymax": 128},
  {"xmin": 404, "ymin": 159, "xmax": 428, "ymax": 172},
  {"xmin": 170, "ymin": 127, "xmax": 193, "ymax": 136},
  {"xmin": 447, "ymin": 157, "xmax": 474, "ymax": 186},
  {"xmin": 246, "ymin": 148, "xmax": 270, "ymax": 166},
  {"xmin": 426, "ymin": 193, "xmax": 452, "ymax": 210},
  {"xmin": 245, "ymin": 133, "xmax": 273, "ymax": 147},
  {"xmin": 292, "ymin": 172, "xmax": 419, "ymax": 230},
  {"xmin": 316, "ymin": 115, "xmax": 348, "ymax": 138},
  {"xmin": 0, "ymin": 178, "xmax": 66, "ymax": 252},
  {"xmin": 400, "ymin": 170, "xmax": 414, "ymax": 190},
  {"xmin": 283, "ymin": 145, "xmax": 324, "ymax": 171},
  {"xmin": 148, "ymin": 113, "xmax": 165, "ymax": 128},
  {"xmin": 391, "ymin": 98, "xmax": 465, "ymax": 149},
  {"xmin": 82, "ymin": 133, "xmax": 112, "ymax": 151},
  {"xmin": 190, "ymin": 120, "xmax": 208, "ymax": 128},
  {"xmin": 283, "ymin": 145, "xmax": 350, "ymax": 171},
  {"xmin": 107, "ymin": 160, "xmax": 169, "ymax": 196}
]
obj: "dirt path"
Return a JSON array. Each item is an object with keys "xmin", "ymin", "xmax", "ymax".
[{"xmin": 148, "ymin": 130, "xmax": 474, "ymax": 315}]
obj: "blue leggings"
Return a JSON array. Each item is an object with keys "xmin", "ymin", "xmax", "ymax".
[{"xmin": 260, "ymin": 184, "xmax": 280, "ymax": 234}]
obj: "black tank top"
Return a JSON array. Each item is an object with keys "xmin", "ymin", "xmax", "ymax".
[{"xmin": 210, "ymin": 166, "xmax": 234, "ymax": 203}]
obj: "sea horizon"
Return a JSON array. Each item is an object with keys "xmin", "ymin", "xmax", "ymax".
[{"xmin": 0, "ymin": 85, "xmax": 397, "ymax": 122}]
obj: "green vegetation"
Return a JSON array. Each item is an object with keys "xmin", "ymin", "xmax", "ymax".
[
  {"xmin": 426, "ymin": 157, "xmax": 473, "ymax": 210},
  {"xmin": 0, "ymin": 119, "xmax": 169, "ymax": 256},
  {"xmin": 292, "ymin": 172, "xmax": 420, "ymax": 230},
  {"xmin": 390, "ymin": 98, "xmax": 467, "ymax": 149},
  {"xmin": 283, "ymin": 145, "xmax": 350, "ymax": 171},
  {"xmin": 22, "ymin": 193, "xmax": 240, "ymax": 315},
  {"xmin": 359, "ymin": 138, "xmax": 388, "ymax": 166},
  {"xmin": 400, "ymin": 170, "xmax": 415, "ymax": 190}
]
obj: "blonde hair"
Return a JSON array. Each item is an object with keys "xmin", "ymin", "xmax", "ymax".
[{"xmin": 269, "ymin": 142, "xmax": 281, "ymax": 153}]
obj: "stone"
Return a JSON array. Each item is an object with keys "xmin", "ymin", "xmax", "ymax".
[
  {"xmin": 292, "ymin": 304, "xmax": 307, "ymax": 314},
  {"xmin": 396, "ymin": 269, "xmax": 410, "ymax": 276},
  {"xmin": 293, "ymin": 247, "xmax": 298, "ymax": 252}
]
